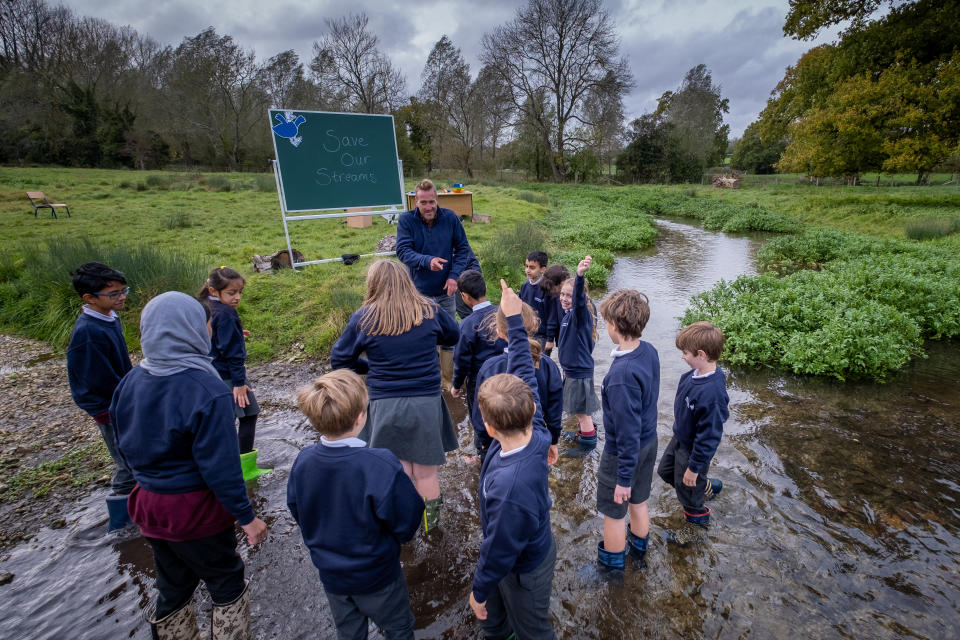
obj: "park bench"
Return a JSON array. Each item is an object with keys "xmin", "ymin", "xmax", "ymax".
[{"xmin": 26, "ymin": 192, "xmax": 70, "ymax": 218}]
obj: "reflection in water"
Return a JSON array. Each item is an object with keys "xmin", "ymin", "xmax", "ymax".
[{"xmin": 1, "ymin": 219, "xmax": 958, "ymax": 639}]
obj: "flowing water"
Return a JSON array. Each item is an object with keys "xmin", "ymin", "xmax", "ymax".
[{"xmin": 2, "ymin": 218, "xmax": 959, "ymax": 639}]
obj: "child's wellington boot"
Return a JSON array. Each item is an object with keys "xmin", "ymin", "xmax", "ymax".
[
  {"xmin": 704, "ymin": 477, "xmax": 723, "ymax": 501},
  {"xmin": 211, "ymin": 581, "xmax": 251, "ymax": 640},
  {"xmin": 149, "ymin": 599, "xmax": 201, "ymax": 640},
  {"xmin": 423, "ymin": 496, "xmax": 443, "ymax": 533},
  {"xmin": 597, "ymin": 541, "xmax": 626, "ymax": 571},
  {"xmin": 561, "ymin": 429, "xmax": 597, "ymax": 456},
  {"xmin": 239, "ymin": 450, "xmax": 271, "ymax": 482},
  {"xmin": 667, "ymin": 510, "xmax": 710, "ymax": 547},
  {"xmin": 106, "ymin": 494, "xmax": 132, "ymax": 532},
  {"xmin": 627, "ymin": 530, "xmax": 649, "ymax": 568}
]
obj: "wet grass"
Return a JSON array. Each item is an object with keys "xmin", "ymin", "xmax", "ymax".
[{"xmin": 0, "ymin": 442, "xmax": 111, "ymax": 502}]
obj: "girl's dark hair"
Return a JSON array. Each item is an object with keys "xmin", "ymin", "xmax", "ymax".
[
  {"xmin": 71, "ymin": 262, "xmax": 126, "ymax": 296},
  {"xmin": 198, "ymin": 267, "xmax": 244, "ymax": 300},
  {"xmin": 539, "ymin": 264, "xmax": 570, "ymax": 296}
]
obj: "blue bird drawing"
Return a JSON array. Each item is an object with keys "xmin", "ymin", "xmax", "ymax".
[{"xmin": 273, "ymin": 112, "xmax": 306, "ymax": 147}]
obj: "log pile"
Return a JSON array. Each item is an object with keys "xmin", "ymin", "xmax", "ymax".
[
  {"xmin": 252, "ymin": 248, "xmax": 306, "ymax": 272},
  {"xmin": 712, "ymin": 174, "xmax": 741, "ymax": 189}
]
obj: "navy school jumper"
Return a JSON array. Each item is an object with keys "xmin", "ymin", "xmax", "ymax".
[
  {"xmin": 67, "ymin": 311, "xmax": 132, "ymax": 417},
  {"xmin": 520, "ymin": 279, "xmax": 550, "ymax": 339},
  {"xmin": 601, "ymin": 342, "xmax": 661, "ymax": 487},
  {"xmin": 395, "ymin": 207, "xmax": 471, "ymax": 297},
  {"xmin": 671, "ymin": 368, "xmax": 729, "ymax": 474},
  {"xmin": 330, "ymin": 304, "xmax": 460, "ymax": 400},
  {"xmin": 472, "ymin": 314, "xmax": 554, "ymax": 603},
  {"xmin": 452, "ymin": 302, "xmax": 507, "ymax": 391},
  {"xmin": 557, "ymin": 274, "xmax": 595, "ymax": 379},
  {"xmin": 208, "ymin": 299, "xmax": 248, "ymax": 385}
]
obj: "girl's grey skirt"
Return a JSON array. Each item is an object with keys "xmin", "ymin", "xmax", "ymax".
[
  {"xmin": 362, "ymin": 395, "xmax": 458, "ymax": 465},
  {"xmin": 562, "ymin": 376, "xmax": 599, "ymax": 414}
]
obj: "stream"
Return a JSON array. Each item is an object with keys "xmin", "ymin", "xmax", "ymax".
[{"xmin": 1, "ymin": 218, "xmax": 958, "ymax": 639}]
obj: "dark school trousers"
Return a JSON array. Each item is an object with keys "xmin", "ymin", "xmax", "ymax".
[
  {"xmin": 145, "ymin": 527, "xmax": 245, "ymax": 618},
  {"xmin": 99, "ymin": 419, "xmax": 136, "ymax": 495},
  {"xmin": 324, "ymin": 572, "xmax": 415, "ymax": 640},
  {"xmin": 657, "ymin": 436, "xmax": 711, "ymax": 516},
  {"xmin": 480, "ymin": 540, "xmax": 557, "ymax": 640}
]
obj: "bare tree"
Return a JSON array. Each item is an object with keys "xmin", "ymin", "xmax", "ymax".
[
  {"xmin": 417, "ymin": 35, "xmax": 462, "ymax": 172},
  {"xmin": 481, "ymin": 0, "xmax": 631, "ymax": 181},
  {"xmin": 310, "ymin": 13, "xmax": 405, "ymax": 114},
  {"xmin": 473, "ymin": 64, "xmax": 515, "ymax": 163}
]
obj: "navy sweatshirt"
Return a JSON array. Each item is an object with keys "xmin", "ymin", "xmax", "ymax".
[
  {"xmin": 452, "ymin": 303, "xmax": 506, "ymax": 389},
  {"xmin": 396, "ymin": 207, "xmax": 471, "ymax": 297},
  {"xmin": 520, "ymin": 279, "xmax": 550, "ymax": 338},
  {"xmin": 110, "ymin": 367, "xmax": 254, "ymax": 525},
  {"xmin": 557, "ymin": 275, "xmax": 596, "ymax": 379},
  {"xmin": 672, "ymin": 368, "xmax": 730, "ymax": 474},
  {"xmin": 473, "ymin": 349, "xmax": 564, "ymax": 445},
  {"xmin": 209, "ymin": 300, "xmax": 247, "ymax": 384},
  {"xmin": 66, "ymin": 311, "xmax": 132, "ymax": 417},
  {"xmin": 543, "ymin": 294, "xmax": 562, "ymax": 343},
  {"xmin": 287, "ymin": 442, "xmax": 423, "ymax": 596},
  {"xmin": 473, "ymin": 315, "xmax": 553, "ymax": 603},
  {"xmin": 601, "ymin": 342, "xmax": 661, "ymax": 487},
  {"xmin": 330, "ymin": 305, "xmax": 460, "ymax": 400}
]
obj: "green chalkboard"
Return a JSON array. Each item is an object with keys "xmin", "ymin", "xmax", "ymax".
[{"xmin": 269, "ymin": 109, "xmax": 403, "ymax": 212}]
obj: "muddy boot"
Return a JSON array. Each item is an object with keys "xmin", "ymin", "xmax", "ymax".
[
  {"xmin": 627, "ymin": 530, "xmax": 649, "ymax": 568},
  {"xmin": 597, "ymin": 541, "xmax": 625, "ymax": 572},
  {"xmin": 438, "ymin": 348, "xmax": 454, "ymax": 388},
  {"xmin": 667, "ymin": 510, "xmax": 709, "ymax": 547},
  {"xmin": 106, "ymin": 494, "xmax": 132, "ymax": 532},
  {"xmin": 239, "ymin": 450, "xmax": 271, "ymax": 482},
  {"xmin": 704, "ymin": 477, "xmax": 723, "ymax": 501},
  {"xmin": 210, "ymin": 581, "xmax": 251, "ymax": 640},
  {"xmin": 423, "ymin": 497, "xmax": 442, "ymax": 534},
  {"xmin": 149, "ymin": 600, "xmax": 201, "ymax": 640}
]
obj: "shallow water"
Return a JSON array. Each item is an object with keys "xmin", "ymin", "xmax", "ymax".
[{"xmin": 2, "ymin": 218, "xmax": 958, "ymax": 639}]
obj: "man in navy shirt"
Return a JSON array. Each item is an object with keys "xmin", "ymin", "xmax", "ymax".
[{"xmin": 396, "ymin": 178, "xmax": 474, "ymax": 382}]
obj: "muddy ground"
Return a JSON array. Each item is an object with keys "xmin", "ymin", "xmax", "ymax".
[{"xmin": 0, "ymin": 333, "xmax": 325, "ymax": 551}]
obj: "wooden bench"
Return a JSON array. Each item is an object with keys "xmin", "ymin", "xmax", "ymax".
[{"xmin": 27, "ymin": 192, "xmax": 70, "ymax": 218}]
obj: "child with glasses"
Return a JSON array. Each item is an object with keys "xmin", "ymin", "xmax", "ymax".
[{"xmin": 66, "ymin": 262, "xmax": 135, "ymax": 531}]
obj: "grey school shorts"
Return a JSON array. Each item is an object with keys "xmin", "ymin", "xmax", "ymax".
[{"xmin": 596, "ymin": 436, "xmax": 658, "ymax": 519}]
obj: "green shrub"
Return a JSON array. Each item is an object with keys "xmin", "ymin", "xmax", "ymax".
[
  {"xmin": 254, "ymin": 174, "xmax": 277, "ymax": 193},
  {"xmin": 145, "ymin": 174, "xmax": 172, "ymax": 189},
  {"xmin": 905, "ymin": 217, "xmax": 960, "ymax": 240},
  {"xmin": 206, "ymin": 175, "xmax": 232, "ymax": 192},
  {"xmin": 480, "ymin": 220, "xmax": 548, "ymax": 287},
  {"xmin": 162, "ymin": 211, "xmax": 194, "ymax": 230},
  {"xmin": 0, "ymin": 235, "xmax": 208, "ymax": 350},
  {"xmin": 756, "ymin": 228, "xmax": 904, "ymax": 274}
]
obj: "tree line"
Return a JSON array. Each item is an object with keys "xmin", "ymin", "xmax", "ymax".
[
  {"xmin": 732, "ymin": 0, "xmax": 960, "ymax": 184},
  {"xmin": 0, "ymin": 0, "xmax": 734, "ymax": 183}
]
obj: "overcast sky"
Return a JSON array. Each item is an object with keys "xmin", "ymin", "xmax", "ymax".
[{"xmin": 59, "ymin": 0, "xmax": 839, "ymax": 137}]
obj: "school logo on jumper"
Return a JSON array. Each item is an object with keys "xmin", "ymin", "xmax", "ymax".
[
  {"xmin": 685, "ymin": 396, "xmax": 695, "ymax": 411},
  {"xmin": 272, "ymin": 111, "xmax": 306, "ymax": 147}
]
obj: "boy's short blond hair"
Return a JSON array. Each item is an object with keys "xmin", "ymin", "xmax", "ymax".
[
  {"xmin": 599, "ymin": 289, "xmax": 650, "ymax": 339},
  {"xmin": 296, "ymin": 369, "xmax": 368, "ymax": 437},
  {"xmin": 477, "ymin": 373, "xmax": 536, "ymax": 434},
  {"xmin": 676, "ymin": 321, "xmax": 724, "ymax": 362}
]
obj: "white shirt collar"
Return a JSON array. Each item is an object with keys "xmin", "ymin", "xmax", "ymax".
[
  {"xmin": 82, "ymin": 306, "xmax": 118, "ymax": 321},
  {"xmin": 209, "ymin": 296, "xmax": 221, "ymax": 302},
  {"xmin": 472, "ymin": 300, "xmax": 492, "ymax": 311},
  {"xmin": 499, "ymin": 442, "xmax": 529, "ymax": 458},
  {"xmin": 528, "ymin": 276, "xmax": 543, "ymax": 286},
  {"xmin": 693, "ymin": 369, "xmax": 717, "ymax": 379},
  {"xmin": 320, "ymin": 436, "xmax": 367, "ymax": 448},
  {"xmin": 610, "ymin": 347, "xmax": 635, "ymax": 359}
]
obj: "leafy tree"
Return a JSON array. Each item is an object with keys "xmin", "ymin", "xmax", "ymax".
[{"xmin": 731, "ymin": 122, "xmax": 786, "ymax": 174}]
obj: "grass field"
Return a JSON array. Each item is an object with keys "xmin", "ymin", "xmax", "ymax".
[{"xmin": 2, "ymin": 167, "xmax": 959, "ymax": 365}]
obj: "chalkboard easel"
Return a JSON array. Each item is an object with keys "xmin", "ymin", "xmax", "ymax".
[{"xmin": 269, "ymin": 109, "xmax": 406, "ymax": 269}]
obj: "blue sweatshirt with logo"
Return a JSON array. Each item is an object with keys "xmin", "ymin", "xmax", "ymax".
[
  {"xmin": 396, "ymin": 208, "xmax": 471, "ymax": 297},
  {"xmin": 520, "ymin": 279, "xmax": 550, "ymax": 338},
  {"xmin": 472, "ymin": 315, "xmax": 553, "ymax": 603},
  {"xmin": 287, "ymin": 442, "xmax": 423, "ymax": 596},
  {"xmin": 208, "ymin": 299, "xmax": 247, "ymax": 385},
  {"xmin": 672, "ymin": 368, "xmax": 729, "ymax": 474},
  {"xmin": 601, "ymin": 342, "xmax": 661, "ymax": 486},
  {"xmin": 110, "ymin": 367, "xmax": 255, "ymax": 525},
  {"xmin": 330, "ymin": 305, "xmax": 460, "ymax": 400},
  {"xmin": 453, "ymin": 303, "xmax": 506, "ymax": 390},
  {"xmin": 67, "ymin": 311, "xmax": 132, "ymax": 417},
  {"xmin": 557, "ymin": 275, "xmax": 595, "ymax": 379}
]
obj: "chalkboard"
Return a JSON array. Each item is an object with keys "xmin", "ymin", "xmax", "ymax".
[{"xmin": 269, "ymin": 109, "xmax": 404, "ymax": 212}]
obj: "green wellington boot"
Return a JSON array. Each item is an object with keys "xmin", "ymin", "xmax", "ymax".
[
  {"xmin": 423, "ymin": 496, "xmax": 443, "ymax": 533},
  {"xmin": 239, "ymin": 450, "xmax": 271, "ymax": 482}
]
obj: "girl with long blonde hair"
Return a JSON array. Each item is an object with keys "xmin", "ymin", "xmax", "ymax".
[{"xmin": 330, "ymin": 259, "xmax": 460, "ymax": 531}]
